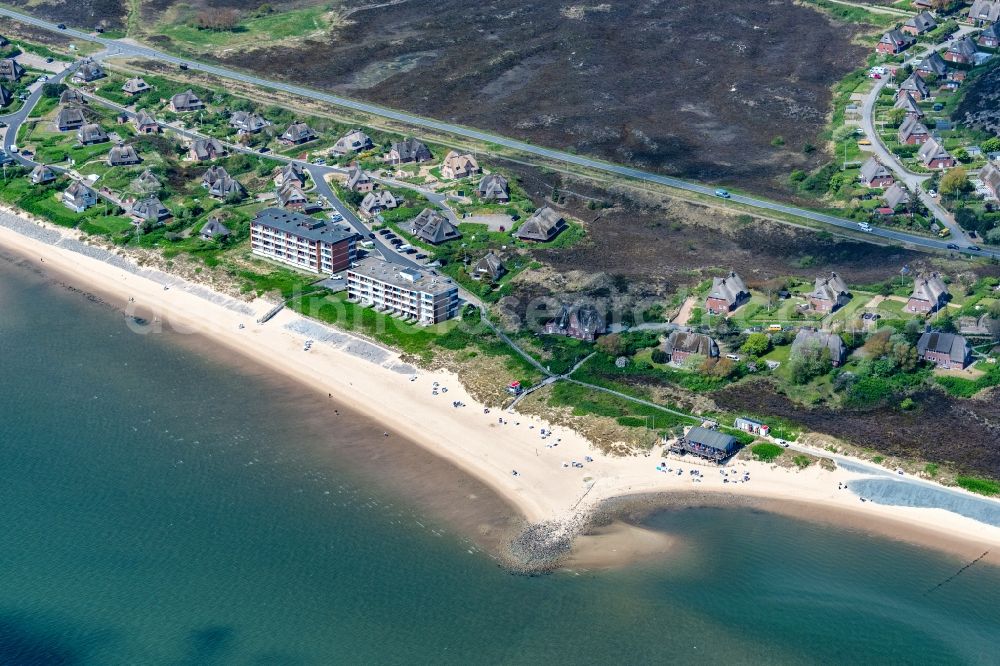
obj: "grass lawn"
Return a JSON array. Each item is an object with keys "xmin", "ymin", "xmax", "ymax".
[{"xmin": 157, "ymin": 7, "xmax": 331, "ymax": 54}]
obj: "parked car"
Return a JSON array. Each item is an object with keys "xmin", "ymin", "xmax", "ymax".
[
  {"xmin": 415, "ymin": 253, "xmax": 427, "ymax": 260},
  {"xmin": 45, "ymin": 57, "xmax": 54, "ymax": 63},
  {"xmin": 390, "ymin": 239, "xmax": 403, "ymax": 246},
  {"xmin": 378, "ymin": 229, "xmax": 391, "ymax": 236},
  {"xmin": 403, "ymin": 248, "xmax": 417, "ymax": 254},
  {"xmin": 257, "ymin": 147, "xmax": 270, "ymax": 153},
  {"xmin": 858, "ymin": 222, "xmax": 872, "ymax": 232}
]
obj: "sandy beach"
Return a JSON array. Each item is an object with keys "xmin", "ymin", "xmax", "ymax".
[{"xmin": 3, "ymin": 207, "xmax": 1000, "ymax": 567}]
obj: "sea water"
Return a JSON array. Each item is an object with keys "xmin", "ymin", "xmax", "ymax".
[{"xmin": 1, "ymin": 254, "xmax": 998, "ymax": 664}]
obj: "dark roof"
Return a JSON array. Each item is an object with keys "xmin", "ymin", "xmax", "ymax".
[
  {"xmin": 917, "ymin": 52, "xmax": 948, "ymax": 76},
  {"xmin": 792, "ymin": 329, "xmax": 846, "ymax": 365},
  {"xmin": 408, "ymin": 208, "xmax": 461, "ymax": 244},
  {"xmin": 516, "ymin": 207, "xmax": 566, "ymax": 241},
  {"xmin": 685, "ymin": 427, "xmax": 738, "ymax": 454},
  {"xmin": 107, "ymin": 143, "xmax": 140, "ymax": 165},
  {"xmin": 550, "ymin": 303, "xmax": 606, "ymax": 337},
  {"xmin": 859, "ymin": 157, "xmax": 891, "ymax": 184},
  {"xmin": 346, "ymin": 166, "xmax": 371, "ymax": 189},
  {"xmin": 59, "ymin": 89, "xmax": 87, "ymax": 105},
  {"xmin": 708, "ymin": 271, "xmax": 749, "ymax": 303},
  {"xmin": 809, "ymin": 272, "xmax": 849, "ymax": 303},
  {"xmin": 473, "ymin": 252, "xmax": 506, "ymax": 280},
  {"xmin": 171, "ymin": 89, "xmax": 203, "ymax": 110},
  {"xmin": 389, "ymin": 137, "xmax": 432, "ymax": 162},
  {"xmin": 883, "ymin": 183, "xmax": 910, "ymax": 209},
  {"xmin": 200, "ymin": 218, "xmax": 230, "ymax": 238},
  {"xmin": 56, "ymin": 106, "xmax": 86, "ymax": 128},
  {"xmin": 477, "ymin": 173, "xmax": 509, "ymax": 200},
  {"xmin": 253, "ymin": 208, "xmax": 356, "ymax": 244},
  {"xmin": 917, "ymin": 331, "xmax": 971, "ymax": 364},
  {"xmin": 663, "ymin": 331, "xmax": 718, "ymax": 358},
  {"xmin": 134, "ymin": 109, "xmax": 158, "ymax": 128},
  {"xmin": 282, "ymin": 122, "xmax": 316, "ymax": 143},
  {"xmin": 899, "ymin": 73, "xmax": 929, "ymax": 97},
  {"xmin": 131, "ymin": 197, "xmax": 170, "ymax": 221}
]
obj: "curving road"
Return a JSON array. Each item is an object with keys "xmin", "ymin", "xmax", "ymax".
[
  {"xmin": 859, "ymin": 25, "xmax": 979, "ymax": 245},
  {"xmin": 0, "ymin": 61, "xmax": 75, "ymax": 168},
  {"xmin": 0, "ymin": 6, "xmax": 994, "ymax": 258}
]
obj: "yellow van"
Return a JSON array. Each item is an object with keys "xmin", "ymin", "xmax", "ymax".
[
  {"xmin": 857, "ymin": 138, "xmax": 872, "ymax": 146},
  {"xmin": 768, "ymin": 324, "xmax": 783, "ymax": 332}
]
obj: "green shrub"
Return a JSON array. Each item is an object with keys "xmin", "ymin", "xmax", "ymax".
[
  {"xmin": 751, "ymin": 442, "xmax": 784, "ymax": 462},
  {"xmin": 955, "ymin": 476, "xmax": 1000, "ymax": 496}
]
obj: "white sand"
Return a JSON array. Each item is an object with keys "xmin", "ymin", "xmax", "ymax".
[{"xmin": 3, "ymin": 210, "xmax": 1000, "ymax": 560}]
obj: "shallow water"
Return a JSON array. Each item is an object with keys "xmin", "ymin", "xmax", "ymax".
[{"xmin": 2, "ymin": 253, "xmax": 999, "ymax": 664}]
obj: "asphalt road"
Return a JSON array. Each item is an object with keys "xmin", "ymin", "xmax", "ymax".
[
  {"xmin": 0, "ymin": 62, "xmax": 75, "ymax": 168},
  {"xmin": 859, "ymin": 26, "xmax": 980, "ymax": 246},
  {"xmin": 1, "ymin": 7, "xmax": 994, "ymax": 259}
]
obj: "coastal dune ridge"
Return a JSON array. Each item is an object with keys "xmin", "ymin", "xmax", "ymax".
[{"xmin": 4, "ymin": 205, "xmax": 1000, "ymax": 570}]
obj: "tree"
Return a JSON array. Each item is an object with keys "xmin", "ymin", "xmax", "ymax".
[
  {"xmin": 596, "ymin": 333, "xmax": 625, "ymax": 357},
  {"xmin": 41, "ymin": 82, "xmax": 66, "ymax": 98},
  {"xmin": 980, "ymin": 137, "xmax": 1000, "ymax": 154},
  {"xmin": 740, "ymin": 332, "xmax": 771, "ymax": 357},
  {"xmin": 886, "ymin": 107, "xmax": 907, "ymax": 128},
  {"xmin": 788, "ymin": 340, "xmax": 832, "ymax": 385},
  {"xmin": 711, "ymin": 357, "xmax": 737, "ymax": 379},
  {"xmin": 195, "ymin": 8, "xmax": 241, "ymax": 30},
  {"xmin": 939, "ymin": 167, "xmax": 970, "ymax": 198}
]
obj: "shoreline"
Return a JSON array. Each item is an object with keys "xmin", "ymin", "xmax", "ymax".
[{"xmin": 3, "ymin": 208, "xmax": 1000, "ymax": 569}]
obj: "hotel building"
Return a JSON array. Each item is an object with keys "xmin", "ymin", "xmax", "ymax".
[
  {"xmin": 346, "ymin": 257, "xmax": 459, "ymax": 324},
  {"xmin": 250, "ymin": 208, "xmax": 357, "ymax": 274}
]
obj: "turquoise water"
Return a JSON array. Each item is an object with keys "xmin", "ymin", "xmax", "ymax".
[{"xmin": 2, "ymin": 254, "xmax": 1000, "ymax": 664}]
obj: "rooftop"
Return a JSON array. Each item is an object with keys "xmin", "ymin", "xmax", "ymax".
[
  {"xmin": 253, "ymin": 208, "xmax": 356, "ymax": 244},
  {"xmin": 349, "ymin": 256, "xmax": 456, "ymax": 296}
]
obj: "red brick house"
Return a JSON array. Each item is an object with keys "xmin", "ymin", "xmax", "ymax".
[
  {"xmin": 898, "ymin": 116, "xmax": 930, "ymax": 145},
  {"xmin": 808, "ymin": 272, "xmax": 851, "ymax": 313},
  {"xmin": 979, "ymin": 24, "xmax": 1000, "ymax": 47},
  {"xmin": 943, "ymin": 36, "xmax": 979, "ymax": 64},
  {"xmin": 917, "ymin": 331, "xmax": 972, "ymax": 369},
  {"xmin": 876, "ymin": 29, "xmax": 915, "ymax": 54},
  {"xmin": 859, "ymin": 157, "xmax": 894, "ymax": 188},
  {"xmin": 902, "ymin": 11, "xmax": 937, "ymax": 36},
  {"xmin": 543, "ymin": 303, "xmax": 606, "ymax": 342},
  {"xmin": 705, "ymin": 271, "xmax": 750, "ymax": 315},
  {"xmin": 918, "ymin": 138, "xmax": 956, "ymax": 169},
  {"xmin": 661, "ymin": 331, "xmax": 719, "ymax": 366},
  {"xmin": 898, "ymin": 73, "xmax": 930, "ymax": 101},
  {"xmin": 907, "ymin": 273, "xmax": 949, "ymax": 314}
]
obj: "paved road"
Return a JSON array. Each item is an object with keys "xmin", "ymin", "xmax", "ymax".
[
  {"xmin": 0, "ymin": 61, "xmax": 75, "ymax": 168},
  {"xmin": 2, "ymin": 7, "xmax": 995, "ymax": 258},
  {"xmin": 859, "ymin": 25, "xmax": 979, "ymax": 245}
]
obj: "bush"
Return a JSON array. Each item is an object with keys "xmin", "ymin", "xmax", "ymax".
[
  {"xmin": 955, "ymin": 476, "xmax": 1000, "ymax": 496},
  {"xmin": 792, "ymin": 455, "xmax": 812, "ymax": 469},
  {"xmin": 751, "ymin": 442, "xmax": 784, "ymax": 462}
]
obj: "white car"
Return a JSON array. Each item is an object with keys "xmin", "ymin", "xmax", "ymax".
[{"xmin": 858, "ymin": 222, "xmax": 872, "ymax": 232}]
